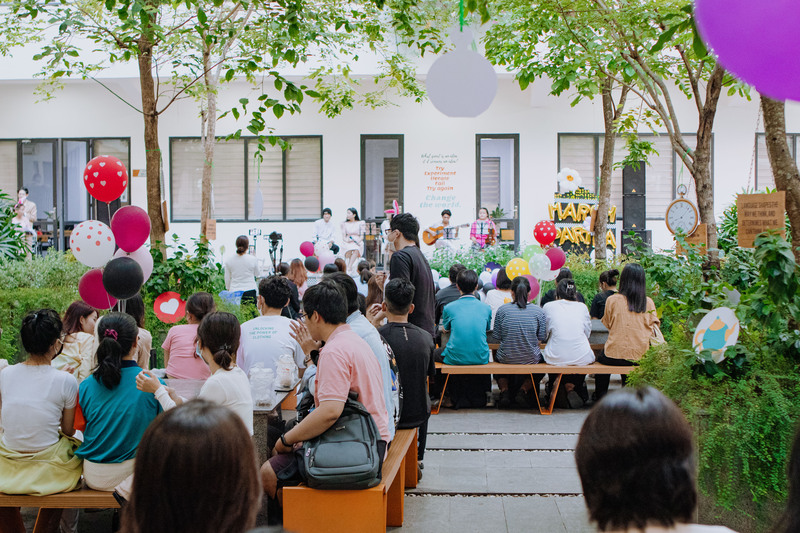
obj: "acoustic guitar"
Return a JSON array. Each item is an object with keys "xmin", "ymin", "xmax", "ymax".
[{"xmin": 422, "ymin": 223, "xmax": 469, "ymax": 246}]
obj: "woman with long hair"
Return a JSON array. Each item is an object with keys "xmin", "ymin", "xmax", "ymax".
[
  {"xmin": 162, "ymin": 292, "xmax": 215, "ymax": 379},
  {"xmin": 542, "ymin": 278, "xmax": 594, "ymax": 408},
  {"xmin": 341, "ymin": 207, "xmax": 364, "ymax": 274},
  {"xmin": 224, "ymin": 235, "xmax": 259, "ymax": 307},
  {"xmin": 595, "ymin": 263, "xmax": 659, "ymax": 400},
  {"xmin": 287, "ymin": 258, "xmax": 309, "ymax": 299},
  {"xmin": 120, "ymin": 400, "xmax": 261, "ymax": 533},
  {"xmin": 76, "ymin": 313, "xmax": 163, "ymax": 495},
  {"xmin": 0, "ymin": 310, "xmax": 81, "ymax": 505},
  {"xmin": 125, "ymin": 293, "xmax": 152, "ymax": 370},
  {"xmin": 52, "ymin": 300, "xmax": 98, "ymax": 382},
  {"xmin": 492, "ymin": 276, "xmax": 547, "ymax": 409},
  {"xmin": 590, "ymin": 268, "xmax": 619, "ymax": 319},
  {"xmin": 485, "ymin": 268, "xmax": 513, "ymax": 329},
  {"xmin": 576, "ymin": 387, "xmax": 733, "ymax": 532},
  {"xmin": 356, "ymin": 260, "xmax": 373, "ymax": 297},
  {"xmin": 137, "ymin": 312, "xmax": 253, "ymax": 434}
]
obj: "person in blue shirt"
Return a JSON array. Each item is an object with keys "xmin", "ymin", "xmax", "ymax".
[
  {"xmin": 77, "ymin": 313, "xmax": 164, "ymax": 502},
  {"xmin": 435, "ymin": 269, "xmax": 493, "ymax": 408}
]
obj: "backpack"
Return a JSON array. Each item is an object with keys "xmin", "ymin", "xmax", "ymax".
[
  {"xmin": 379, "ymin": 336, "xmax": 403, "ymax": 429},
  {"xmin": 302, "ymin": 392, "xmax": 382, "ymax": 490}
]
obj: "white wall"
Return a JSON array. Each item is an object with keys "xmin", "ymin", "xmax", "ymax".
[{"xmin": 1, "ymin": 74, "xmax": 799, "ymax": 268}]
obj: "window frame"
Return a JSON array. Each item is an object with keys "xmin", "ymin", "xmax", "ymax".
[
  {"xmin": 168, "ymin": 135, "xmax": 323, "ymax": 223},
  {"xmin": 556, "ymin": 132, "xmax": 709, "ymax": 221},
  {"xmin": 754, "ymin": 132, "xmax": 799, "ymax": 190},
  {"xmin": 360, "ymin": 134, "xmax": 404, "ymax": 220}
]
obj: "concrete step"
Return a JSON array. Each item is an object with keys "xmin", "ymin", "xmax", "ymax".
[{"xmin": 426, "ymin": 432, "xmax": 579, "ymax": 451}]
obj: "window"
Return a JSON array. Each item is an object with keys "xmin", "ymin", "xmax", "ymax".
[
  {"xmin": 361, "ymin": 135, "xmax": 403, "ymax": 220},
  {"xmin": 754, "ymin": 133, "xmax": 799, "ymax": 190},
  {"xmin": 0, "ymin": 141, "xmax": 17, "ymax": 198},
  {"xmin": 557, "ymin": 133, "xmax": 700, "ymax": 220},
  {"xmin": 477, "ymin": 135, "xmax": 519, "ymax": 219},
  {"xmin": 170, "ymin": 136, "xmax": 322, "ymax": 222}
]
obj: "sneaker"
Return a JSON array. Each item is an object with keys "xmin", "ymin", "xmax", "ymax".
[
  {"xmin": 566, "ymin": 390, "xmax": 584, "ymax": 409},
  {"xmin": 417, "ymin": 463, "xmax": 423, "ymax": 481},
  {"xmin": 498, "ymin": 390, "xmax": 512, "ymax": 409}
]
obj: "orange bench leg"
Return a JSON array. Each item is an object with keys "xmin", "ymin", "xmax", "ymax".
[
  {"xmin": 283, "ymin": 486, "xmax": 386, "ymax": 533},
  {"xmin": 537, "ymin": 374, "xmax": 563, "ymax": 415},
  {"xmin": 33, "ymin": 508, "xmax": 62, "ymax": 533},
  {"xmin": 0, "ymin": 508, "xmax": 25, "ymax": 533},
  {"xmin": 432, "ymin": 373, "xmax": 450, "ymax": 415},
  {"xmin": 386, "ymin": 461, "xmax": 406, "ymax": 527},
  {"xmin": 404, "ymin": 429, "xmax": 419, "ymax": 489}
]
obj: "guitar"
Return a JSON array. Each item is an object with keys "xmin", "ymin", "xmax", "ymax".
[
  {"xmin": 485, "ymin": 226, "xmax": 496, "ymax": 247},
  {"xmin": 422, "ymin": 223, "xmax": 469, "ymax": 246}
]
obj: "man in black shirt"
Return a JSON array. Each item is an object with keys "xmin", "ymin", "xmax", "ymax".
[
  {"xmin": 387, "ymin": 213, "xmax": 436, "ymax": 336},
  {"xmin": 379, "ymin": 278, "xmax": 435, "ymax": 468}
]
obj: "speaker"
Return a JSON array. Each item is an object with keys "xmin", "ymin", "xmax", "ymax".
[
  {"xmin": 622, "ymin": 164, "xmax": 645, "ymax": 195},
  {"xmin": 623, "ymin": 195, "xmax": 646, "ymax": 230},
  {"xmin": 622, "ymin": 229, "xmax": 652, "ymax": 254}
]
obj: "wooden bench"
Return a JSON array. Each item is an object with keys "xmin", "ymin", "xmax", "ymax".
[
  {"xmin": 434, "ymin": 360, "xmax": 636, "ymax": 415},
  {"xmin": 282, "ymin": 427, "xmax": 418, "ymax": 533},
  {"xmin": 0, "ymin": 488, "xmax": 119, "ymax": 533}
]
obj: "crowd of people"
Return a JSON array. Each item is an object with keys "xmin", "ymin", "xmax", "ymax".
[{"xmin": 1, "ymin": 209, "xmax": 799, "ymax": 533}]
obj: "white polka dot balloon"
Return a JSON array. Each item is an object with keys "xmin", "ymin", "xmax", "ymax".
[{"xmin": 70, "ymin": 220, "xmax": 116, "ymax": 268}]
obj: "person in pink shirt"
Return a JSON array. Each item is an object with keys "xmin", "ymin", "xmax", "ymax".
[
  {"xmin": 260, "ymin": 280, "xmax": 389, "ymax": 513},
  {"xmin": 162, "ymin": 292, "xmax": 215, "ymax": 380}
]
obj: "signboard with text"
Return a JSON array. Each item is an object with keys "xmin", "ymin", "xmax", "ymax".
[{"xmin": 737, "ymin": 192, "xmax": 786, "ymax": 248}]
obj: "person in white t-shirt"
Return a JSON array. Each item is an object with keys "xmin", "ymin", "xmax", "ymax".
[
  {"xmin": 224, "ymin": 235, "xmax": 260, "ymax": 307},
  {"xmin": 312, "ymin": 208, "xmax": 339, "ymax": 255},
  {"xmin": 237, "ymin": 276, "xmax": 305, "ymax": 378},
  {"xmin": 0, "ymin": 309, "xmax": 81, "ymax": 501},
  {"xmin": 137, "ymin": 311, "xmax": 254, "ymax": 435}
]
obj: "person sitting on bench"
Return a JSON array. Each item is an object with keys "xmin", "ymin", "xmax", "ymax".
[
  {"xmin": 435, "ymin": 269, "xmax": 492, "ymax": 408},
  {"xmin": 492, "ymin": 276, "xmax": 547, "ymax": 409},
  {"xmin": 261, "ymin": 281, "xmax": 390, "ymax": 519},
  {"xmin": 379, "ymin": 278, "xmax": 435, "ymax": 471}
]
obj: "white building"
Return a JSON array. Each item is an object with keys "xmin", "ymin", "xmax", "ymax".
[{"xmin": 1, "ymin": 43, "xmax": 799, "ymax": 268}]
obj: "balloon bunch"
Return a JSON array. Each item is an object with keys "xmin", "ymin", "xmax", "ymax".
[
  {"xmin": 74, "ymin": 156, "xmax": 152, "ymax": 309},
  {"xmin": 299, "ymin": 240, "xmax": 335, "ymax": 272},
  {"xmin": 530, "ymin": 220, "xmax": 567, "ymax": 281}
]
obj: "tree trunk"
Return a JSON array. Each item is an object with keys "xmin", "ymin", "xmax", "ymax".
[
  {"xmin": 761, "ymin": 95, "xmax": 800, "ymax": 264},
  {"xmin": 595, "ymin": 77, "xmax": 627, "ymax": 262},
  {"xmin": 138, "ymin": 36, "xmax": 166, "ymax": 247},
  {"xmin": 200, "ymin": 46, "xmax": 217, "ymax": 240},
  {"xmin": 692, "ymin": 64, "xmax": 724, "ymax": 265}
]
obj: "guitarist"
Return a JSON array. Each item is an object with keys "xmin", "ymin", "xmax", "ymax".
[
  {"xmin": 423, "ymin": 209, "xmax": 465, "ymax": 250},
  {"xmin": 470, "ymin": 207, "xmax": 497, "ymax": 250}
]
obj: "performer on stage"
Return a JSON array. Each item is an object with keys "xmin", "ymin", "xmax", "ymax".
[
  {"xmin": 312, "ymin": 207, "xmax": 339, "ymax": 255},
  {"xmin": 341, "ymin": 207, "xmax": 365, "ymax": 274},
  {"xmin": 470, "ymin": 207, "xmax": 497, "ymax": 250},
  {"xmin": 435, "ymin": 209, "xmax": 456, "ymax": 251}
]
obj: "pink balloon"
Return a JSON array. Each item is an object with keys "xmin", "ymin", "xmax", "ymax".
[
  {"xmin": 300, "ymin": 241, "xmax": 315, "ymax": 257},
  {"xmin": 522, "ymin": 274, "xmax": 540, "ymax": 301},
  {"xmin": 114, "ymin": 246, "xmax": 154, "ymax": 282},
  {"xmin": 111, "ymin": 206, "xmax": 151, "ymax": 252},
  {"xmin": 79, "ymin": 268, "xmax": 117, "ymax": 310},
  {"xmin": 318, "ymin": 252, "xmax": 335, "ymax": 267},
  {"xmin": 695, "ymin": 0, "xmax": 800, "ymax": 101},
  {"xmin": 545, "ymin": 247, "xmax": 566, "ymax": 271}
]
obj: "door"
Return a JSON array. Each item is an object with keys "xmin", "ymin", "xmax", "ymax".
[{"xmin": 476, "ymin": 135, "xmax": 519, "ymax": 248}]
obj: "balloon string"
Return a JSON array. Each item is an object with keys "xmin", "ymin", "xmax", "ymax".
[{"xmin": 459, "ymin": 0, "xmax": 464, "ymax": 31}]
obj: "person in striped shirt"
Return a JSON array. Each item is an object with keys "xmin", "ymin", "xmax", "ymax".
[{"xmin": 491, "ymin": 276, "xmax": 547, "ymax": 409}]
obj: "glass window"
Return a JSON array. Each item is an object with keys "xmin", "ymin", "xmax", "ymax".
[
  {"xmin": 0, "ymin": 141, "xmax": 17, "ymax": 198},
  {"xmin": 558, "ymin": 135, "xmax": 597, "ymax": 193},
  {"xmin": 362, "ymin": 136, "xmax": 402, "ymax": 220},
  {"xmin": 63, "ymin": 140, "xmax": 90, "ymax": 222},
  {"xmin": 20, "ymin": 140, "xmax": 56, "ymax": 219},
  {"xmin": 755, "ymin": 133, "xmax": 797, "ymax": 191},
  {"xmin": 478, "ymin": 137, "xmax": 517, "ymax": 216}
]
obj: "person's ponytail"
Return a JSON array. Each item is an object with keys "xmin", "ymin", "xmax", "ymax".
[
  {"xmin": 93, "ymin": 313, "xmax": 139, "ymax": 390},
  {"xmin": 556, "ymin": 279, "xmax": 578, "ymax": 302},
  {"xmin": 197, "ymin": 312, "xmax": 240, "ymax": 371},
  {"xmin": 510, "ymin": 276, "xmax": 530, "ymax": 309}
]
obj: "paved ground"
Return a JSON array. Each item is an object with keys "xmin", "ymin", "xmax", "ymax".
[{"xmin": 23, "ymin": 380, "xmax": 609, "ymax": 532}]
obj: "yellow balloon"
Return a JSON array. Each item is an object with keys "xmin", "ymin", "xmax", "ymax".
[{"xmin": 506, "ymin": 258, "xmax": 530, "ymax": 280}]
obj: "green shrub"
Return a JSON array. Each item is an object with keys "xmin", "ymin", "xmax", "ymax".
[
  {"xmin": 0, "ymin": 287, "xmax": 80, "ymax": 362},
  {"xmin": 0, "ymin": 251, "xmax": 87, "ymax": 289},
  {"xmin": 143, "ymin": 235, "xmax": 225, "ymax": 301}
]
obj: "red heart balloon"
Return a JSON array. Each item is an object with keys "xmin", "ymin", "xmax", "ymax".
[{"xmin": 83, "ymin": 155, "xmax": 128, "ymax": 203}]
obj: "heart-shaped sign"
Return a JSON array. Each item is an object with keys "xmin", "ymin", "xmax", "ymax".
[{"xmin": 154, "ymin": 291, "xmax": 186, "ymax": 323}]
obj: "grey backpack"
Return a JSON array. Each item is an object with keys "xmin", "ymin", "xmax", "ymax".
[{"xmin": 302, "ymin": 392, "xmax": 382, "ymax": 490}]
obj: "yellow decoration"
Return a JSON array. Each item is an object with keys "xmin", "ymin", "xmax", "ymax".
[
  {"xmin": 576, "ymin": 203, "xmax": 592, "ymax": 222},
  {"xmin": 606, "ymin": 230, "xmax": 616, "ymax": 249},
  {"xmin": 562, "ymin": 202, "xmax": 578, "ymax": 221},
  {"xmin": 607, "ymin": 205, "xmax": 617, "ymax": 222},
  {"xmin": 505, "ymin": 258, "xmax": 530, "ymax": 280},
  {"xmin": 554, "ymin": 227, "xmax": 617, "ymax": 249}
]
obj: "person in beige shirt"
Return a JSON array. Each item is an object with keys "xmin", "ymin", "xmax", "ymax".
[
  {"xmin": 576, "ymin": 386, "xmax": 735, "ymax": 533},
  {"xmin": 17, "ymin": 187, "xmax": 37, "ymax": 223},
  {"xmin": 595, "ymin": 263, "xmax": 659, "ymax": 400}
]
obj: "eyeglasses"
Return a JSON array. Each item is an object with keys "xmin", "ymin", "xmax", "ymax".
[{"xmin": 297, "ymin": 311, "xmax": 307, "ymax": 321}]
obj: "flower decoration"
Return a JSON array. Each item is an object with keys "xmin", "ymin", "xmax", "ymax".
[{"xmin": 557, "ymin": 167, "xmax": 582, "ymax": 192}]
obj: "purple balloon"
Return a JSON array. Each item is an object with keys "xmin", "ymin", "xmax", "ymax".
[
  {"xmin": 490, "ymin": 268, "xmax": 501, "ymax": 286},
  {"xmin": 79, "ymin": 268, "xmax": 117, "ymax": 310},
  {"xmin": 111, "ymin": 206, "xmax": 151, "ymax": 252},
  {"xmin": 695, "ymin": 0, "xmax": 800, "ymax": 101}
]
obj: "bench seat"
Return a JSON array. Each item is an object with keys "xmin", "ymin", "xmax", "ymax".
[
  {"xmin": 0, "ymin": 488, "xmax": 119, "ymax": 533},
  {"xmin": 282, "ymin": 427, "xmax": 418, "ymax": 533},
  {"xmin": 434, "ymin": 361, "xmax": 636, "ymax": 415}
]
